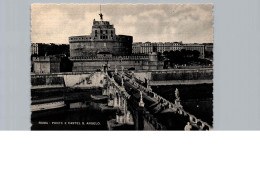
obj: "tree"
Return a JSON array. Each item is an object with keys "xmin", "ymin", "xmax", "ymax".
[
  {"xmin": 193, "ymin": 50, "xmax": 200, "ymax": 60},
  {"xmin": 60, "ymin": 57, "xmax": 73, "ymax": 72},
  {"xmin": 163, "ymin": 51, "xmax": 169, "ymax": 57},
  {"xmin": 180, "ymin": 49, "xmax": 187, "ymax": 57},
  {"xmin": 157, "ymin": 52, "xmax": 162, "ymax": 60},
  {"xmin": 186, "ymin": 50, "xmax": 193, "ymax": 58},
  {"xmin": 205, "ymin": 51, "xmax": 213, "ymax": 59}
]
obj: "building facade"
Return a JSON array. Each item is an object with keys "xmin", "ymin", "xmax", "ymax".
[
  {"xmin": 71, "ymin": 54, "xmax": 163, "ymax": 72},
  {"xmin": 31, "ymin": 43, "xmax": 39, "ymax": 55},
  {"xmin": 31, "ymin": 43, "xmax": 70, "ymax": 56},
  {"xmin": 132, "ymin": 42, "xmax": 206, "ymax": 59},
  {"xmin": 33, "ymin": 56, "xmax": 61, "ymax": 73},
  {"xmin": 204, "ymin": 43, "xmax": 213, "ymax": 52}
]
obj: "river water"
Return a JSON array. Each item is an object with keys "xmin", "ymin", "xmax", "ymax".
[
  {"xmin": 152, "ymin": 84, "xmax": 213, "ymax": 126},
  {"xmin": 31, "ymin": 88, "xmax": 115, "ymax": 130}
]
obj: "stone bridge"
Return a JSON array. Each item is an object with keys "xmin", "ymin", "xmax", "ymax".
[
  {"xmin": 102, "ymin": 67, "xmax": 212, "ymax": 130},
  {"xmin": 31, "ymin": 69, "xmax": 212, "ymax": 130},
  {"xmin": 31, "ymin": 72, "xmax": 106, "ymax": 89},
  {"xmin": 134, "ymin": 68, "xmax": 213, "ymax": 86}
]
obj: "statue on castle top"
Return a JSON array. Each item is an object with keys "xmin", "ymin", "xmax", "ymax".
[{"xmin": 99, "ymin": 13, "xmax": 103, "ymax": 21}]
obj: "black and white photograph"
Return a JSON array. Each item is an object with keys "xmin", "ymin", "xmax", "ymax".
[
  {"xmin": 30, "ymin": 4, "xmax": 214, "ymax": 130},
  {"xmin": 3, "ymin": 0, "xmax": 260, "ymax": 182}
]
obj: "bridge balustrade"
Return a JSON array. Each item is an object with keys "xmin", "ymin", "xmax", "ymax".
[{"xmin": 120, "ymin": 71, "xmax": 212, "ymax": 130}]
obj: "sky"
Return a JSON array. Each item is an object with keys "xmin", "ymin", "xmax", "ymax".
[{"xmin": 31, "ymin": 4, "xmax": 213, "ymax": 44}]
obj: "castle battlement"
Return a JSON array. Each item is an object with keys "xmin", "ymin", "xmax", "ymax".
[{"xmin": 69, "ymin": 55, "xmax": 149, "ymax": 61}]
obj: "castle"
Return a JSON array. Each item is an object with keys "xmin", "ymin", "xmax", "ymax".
[
  {"xmin": 68, "ymin": 13, "xmax": 163, "ymax": 72},
  {"xmin": 69, "ymin": 17, "xmax": 132, "ymax": 57}
]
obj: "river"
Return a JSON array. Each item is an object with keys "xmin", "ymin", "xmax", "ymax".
[{"xmin": 151, "ymin": 84, "xmax": 213, "ymax": 126}]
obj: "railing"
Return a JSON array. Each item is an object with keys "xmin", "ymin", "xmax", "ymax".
[
  {"xmin": 121, "ymin": 71, "xmax": 212, "ymax": 130},
  {"xmin": 107, "ymin": 74, "xmax": 131, "ymax": 99},
  {"xmin": 73, "ymin": 72, "xmax": 96, "ymax": 87},
  {"xmin": 151, "ymin": 70, "xmax": 213, "ymax": 81}
]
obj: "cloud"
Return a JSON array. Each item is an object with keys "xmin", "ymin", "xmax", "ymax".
[{"xmin": 31, "ymin": 4, "xmax": 213, "ymax": 44}]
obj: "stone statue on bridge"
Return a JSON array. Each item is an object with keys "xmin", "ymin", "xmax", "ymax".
[
  {"xmin": 139, "ymin": 91, "xmax": 145, "ymax": 107},
  {"xmin": 175, "ymin": 88, "xmax": 182, "ymax": 108},
  {"xmin": 114, "ymin": 65, "xmax": 118, "ymax": 74},
  {"xmin": 184, "ymin": 122, "xmax": 192, "ymax": 131},
  {"xmin": 121, "ymin": 77, "xmax": 124, "ymax": 87},
  {"xmin": 175, "ymin": 88, "xmax": 180, "ymax": 100}
]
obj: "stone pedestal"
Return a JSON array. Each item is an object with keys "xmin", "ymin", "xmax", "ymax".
[
  {"xmin": 108, "ymin": 99, "xmax": 114, "ymax": 107},
  {"xmin": 135, "ymin": 106, "xmax": 144, "ymax": 130}
]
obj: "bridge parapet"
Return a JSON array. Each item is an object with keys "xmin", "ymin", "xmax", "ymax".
[
  {"xmin": 107, "ymin": 74, "xmax": 130, "ymax": 99},
  {"xmin": 121, "ymin": 71, "xmax": 213, "ymax": 130},
  {"xmin": 143, "ymin": 110, "xmax": 167, "ymax": 130}
]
